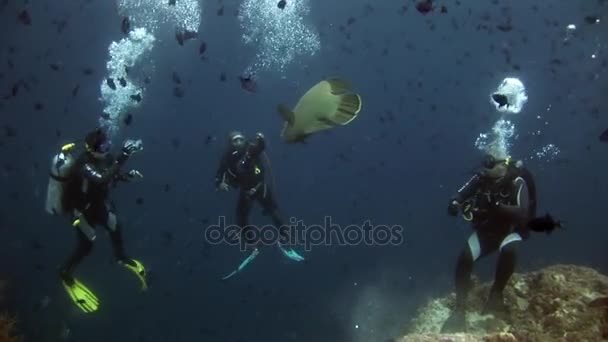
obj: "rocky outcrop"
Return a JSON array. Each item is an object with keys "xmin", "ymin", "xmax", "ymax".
[
  {"xmin": 0, "ymin": 280, "xmax": 21, "ymax": 342},
  {"xmin": 397, "ymin": 265, "xmax": 608, "ymax": 341}
]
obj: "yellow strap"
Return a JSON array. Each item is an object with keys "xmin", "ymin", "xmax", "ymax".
[{"xmin": 61, "ymin": 143, "xmax": 76, "ymax": 152}]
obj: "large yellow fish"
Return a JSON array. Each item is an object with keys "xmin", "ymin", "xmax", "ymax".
[{"xmin": 277, "ymin": 78, "xmax": 362, "ymax": 143}]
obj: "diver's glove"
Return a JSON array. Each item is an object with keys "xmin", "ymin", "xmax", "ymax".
[
  {"xmin": 126, "ymin": 169, "xmax": 143, "ymax": 181},
  {"xmin": 217, "ymin": 182, "xmax": 230, "ymax": 192},
  {"xmin": 123, "ymin": 139, "xmax": 143, "ymax": 155},
  {"xmin": 117, "ymin": 139, "xmax": 143, "ymax": 163},
  {"xmin": 447, "ymin": 199, "xmax": 460, "ymax": 217}
]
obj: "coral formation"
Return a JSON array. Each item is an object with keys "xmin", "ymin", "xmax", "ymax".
[
  {"xmin": 0, "ymin": 280, "xmax": 21, "ymax": 342},
  {"xmin": 397, "ymin": 265, "xmax": 608, "ymax": 342}
]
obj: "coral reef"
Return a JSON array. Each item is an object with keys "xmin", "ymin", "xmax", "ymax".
[
  {"xmin": 397, "ymin": 265, "xmax": 608, "ymax": 342},
  {"xmin": 0, "ymin": 280, "xmax": 21, "ymax": 342}
]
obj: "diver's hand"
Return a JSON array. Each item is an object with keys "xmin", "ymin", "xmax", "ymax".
[
  {"xmin": 122, "ymin": 139, "xmax": 144, "ymax": 156},
  {"xmin": 217, "ymin": 182, "xmax": 230, "ymax": 192},
  {"xmin": 447, "ymin": 200, "xmax": 460, "ymax": 217},
  {"xmin": 126, "ymin": 169, "xmax": 143, "ymax": 181}
]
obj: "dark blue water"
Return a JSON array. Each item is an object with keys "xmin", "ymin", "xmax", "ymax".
[{"xmin": 0, "ymin": 0, "xmax": 607, "ymax": 341}]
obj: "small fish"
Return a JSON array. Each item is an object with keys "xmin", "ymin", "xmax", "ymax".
[
  {"xmin": 199, "ymin": 41, "xmax": 207, "ymax": 55},
  {"xmin": 49, "ymin": 62, "xmax": 62, "ymax": 71},
  {"xmin": 130, "ymin": 93, "xmax": 142, "ymax": 102},
  {"xmin": 492, "ymin": 93, "xmax": 509, "ymax": 108},
  {"xmin": 239, "ymin": 75, "xmax": 257, "ymax": 93},
  {"xmin": 135, "ymin": 197, "xmax": 144, "ymax": 205},
  {"xmin": 18, "ymin": 9, "xmax": 31, "ymax": 25},
  {"xmin": 119, "ymin": 78, "xmax": 127, "ymax": 87},
  {"xmin": 169, "ymin": 0, "xmax": 176, "ymax": 5},
  {"xmin": 10, "ymin": 83, "xmax": 20, "ymax": 97},
  {"xmin": 144, "ymin": 76, "xmax": 151, "ymax": 84},
  {"xmin": 277, "ymin": 0, "xmax": 286, "ymax": 9},
  {"xmin": 528, "ymin": 214, "xmax": 561, "ymax": 234},
  {"xmin": 172, "ymin": 71, "xmax": 181, "ymax": 84},
  {"xmin": 173, "ymin": 87, "xmax": 185, "ymax": 98},
  {"xmin": 106, "ymin": 78, "xmax": 116, "ymax": 90},
  {"xmin": 121, "ymin": 16, "xmax": 130, "ymax": 34},
  {"xmin": 416, "ymin": 0, "xmax": 433, "ymax": 14},
  {"xmin": 600, "ymin": 128, "xmax": 608, "ymax": 143},
  {"xmin": 497, "ymin": 23, "xmax": 513, "ymax": 32},
  {"xmin": 52, "ymin": 19, "xmax": 68, "ymax": 34},
  {"xmin": 82, "ymin": 67, "xmax": 94, "ymax": 76},
  {"xmin": 34, "ymin": 102, "xmax": 44, "ymax": 111},
  {"xmin": 123, "ymin": 113, "xmax": 133, "ymax": 126},
  {"xmin": 217, "ymin": 6, "xmax": 224, "ymax": 16},
  {"xmin": 204, "ymin": 135, "xmax": 214, "ymax": 145},
  {"xmin": 219, "ymin": 72, "xmax": 226, "ymax": 82},
  {"xmin": 584, "ymin": 15, "xmax": 600, "ymax": 25},
  {"xmin": 440, "ymin": 5, "xmax": 447, "ymax": 13},
  {"xmin": 175, "ymin": 30, "xmax": 197, "ymax": 45}
]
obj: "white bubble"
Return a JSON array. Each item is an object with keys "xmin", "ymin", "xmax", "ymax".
[
  {"xmin": 530, "ymin": 144, "xmax": 561, "ymax": 161},
  {"xmin": 475, "ymin": 119, "xmax": 515, "ymax": 160},
  {"xmin": 490, "ymin": 77, "xmax": 528, "ymax": 114},
  {"xmin": 99, "ymin": 27, "xmax": 155, "ymax": 137},
  {"xmin": 117, "ymin": 0, "xmax": 202, "ymax": 34},
  {"xmin": 238, "ymin": 0, "xmax": 320, "ymax": 75}
]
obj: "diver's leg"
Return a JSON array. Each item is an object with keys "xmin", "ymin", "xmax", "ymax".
[
  {"xmin": 60, "ymin": 228, "xmax": 94, "ymax": 284},
  {"xmin": 256, "ymin": 185, "xmax": 288, "ymax": 242},
  {"xmin": 441, "ymin": 232, "xmax": 479, "ymax": 333},
  {"xmin": 236, "ymin": 191, "xmax": 255, "ymax": 246},
  {"xmin": 105, "ymin": 211, "xmax": 128, "ymax": 261},
  {"xmin": 484, "ymin": 232, "xmax": 521, "ymax": 314},
  {"xmin": 104, "ymin": 210, "xmax": 148, "ymax": 290}
]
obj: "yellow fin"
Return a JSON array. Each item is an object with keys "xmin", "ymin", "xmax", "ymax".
[
  {"xmin": 331, "ymin": 93, "xmax": 362, "ymax": 125},
  {"xmin": 277, "ymin": 104, "xmax": 295, "ymax": 125}
]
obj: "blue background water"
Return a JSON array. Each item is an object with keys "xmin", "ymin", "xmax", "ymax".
[{"xmin": 0, "ymin": 0, "xmax": 606, "ymax": 341}]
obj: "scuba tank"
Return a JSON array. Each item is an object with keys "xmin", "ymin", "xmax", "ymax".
[{"xmin": 45, "ymin": 143, "xmax": 77, "ymax": 216}]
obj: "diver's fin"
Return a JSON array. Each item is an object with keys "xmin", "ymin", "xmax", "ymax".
[
  {"xmin": 277, "ymin": 104, "xmax": 295, "ymax": 125},
  {"xmin": 222, "ymin": 248, "xmax": 260, "ymax": 280},
  {"xmin": 120, "ymin": 259, "xmax": 148, "ymax": 291},
  {"xmin": 326, "ymin": 78, "xmax": 352, "ymax": 95},
  {"xmin": 332, "ymin": 93, "xmax": 362, "ymax": 125},
  {"xmin": 62, "ymin": 278, "xmax": 99, "ymax": 313},
  {"xmin": 278, "ymin": 245, "xmax": 305, "ymax": 262}
]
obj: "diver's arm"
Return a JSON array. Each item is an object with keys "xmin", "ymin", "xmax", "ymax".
[
  {"xmin": 215, "ymin": 152, "xmax": 230, "ymax": 186},
  {"xmin": 453, "ymin": 174, "xmax": 481, "ymax": 203},
  {"xmin": 82, "ymin": 153, "xmax": 128, "ymax": 184},
  {"xmin": 495, "ymin": 177, "xmax": 529, "ymax": 223}
]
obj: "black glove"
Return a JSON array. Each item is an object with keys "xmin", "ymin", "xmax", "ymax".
[{"xmin": 447, "ymin": 200, "xmax": 460, "ymax": 217}]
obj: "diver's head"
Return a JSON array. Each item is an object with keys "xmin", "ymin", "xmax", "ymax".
[
  {"xmin": 228, "ymin": 131, "xmax": 246, "ymax": 150},
  {"xmin": 85, "ymin": 128, "xmax": 111, "ymax": 159},
  {"xmin": 479, "ymin": 154, "xmax": 510, "ymax": 180}
]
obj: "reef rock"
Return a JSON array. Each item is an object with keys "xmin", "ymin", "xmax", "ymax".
[{"xmin": 397, "ymin": 264, "xmax": 608, "ymax": 341}]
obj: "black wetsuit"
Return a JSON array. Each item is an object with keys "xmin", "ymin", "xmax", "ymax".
[
  {"xmin": 450, "ymin": 165, "xmax": 535, "ymax": 312},
  {"xmin": 215, "ymin": 145, "xmax": 286, "ymax": 245},
  {"xmin": 60, "ymin": 151, "xmax": 131, "ymax": 280}
]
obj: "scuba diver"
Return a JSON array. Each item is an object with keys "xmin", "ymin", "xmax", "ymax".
[
  {"xmin": 45, "ymin": 128, "xmax": 147, "ymax": 313},
  {"xmin": 441, "ymin": 155, "xmax": 560, "ymax": 332},
  {"xmin": 215, "ymin": 131, "xmax": 304, "ymax": 280}
]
